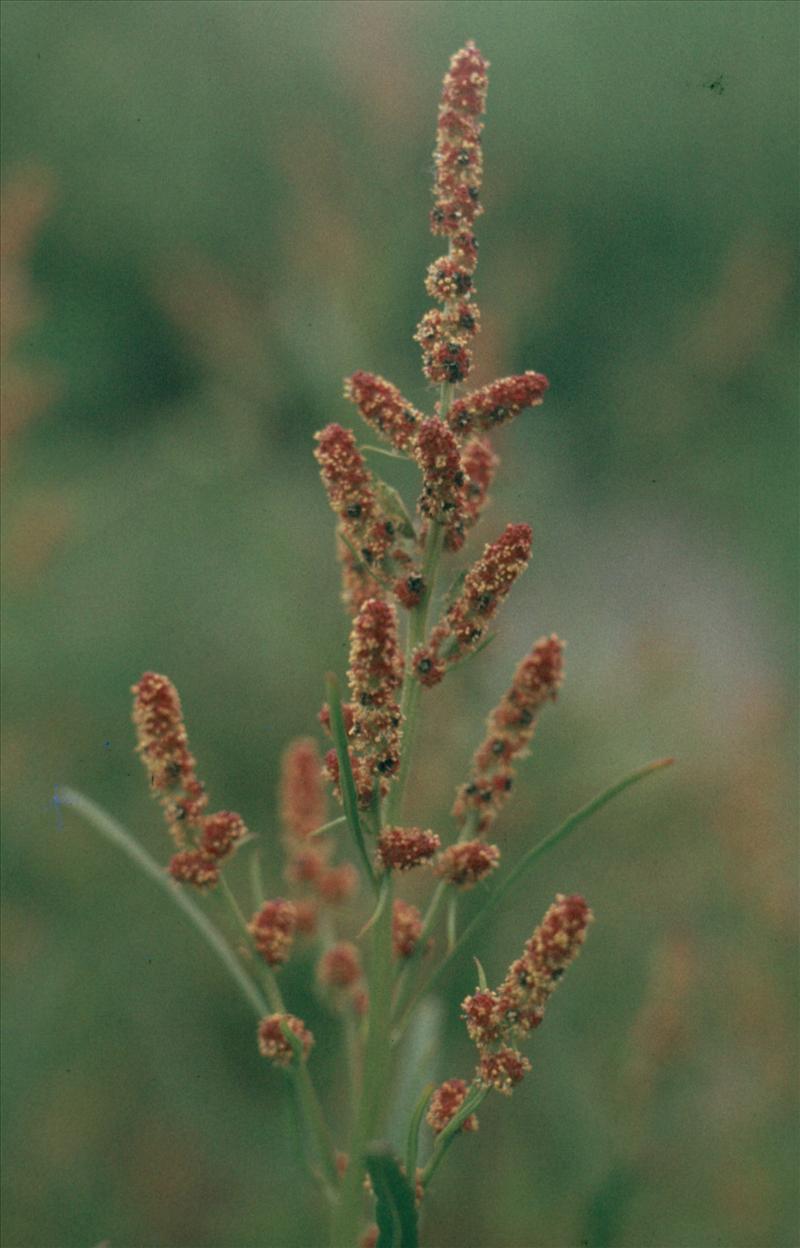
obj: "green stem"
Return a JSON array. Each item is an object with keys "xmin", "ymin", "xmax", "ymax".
[
  {"xmin": 330, "ymin": 874, "xmax": 395, "ymax": 1247},
  {"xmin": 393, "ymin": 757, "xmax": 674, "ymax": 1040},
  {"xmin": 420, "ymin": 1084, "xmax": 487, "ymax": 1189},
  {"xmin": 309, "ymin": 815, "xmax": 348, "ymax": 840}
]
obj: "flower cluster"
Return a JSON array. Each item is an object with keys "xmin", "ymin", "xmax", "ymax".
[
  {"xmin": 415, "ymin": 42, "xmax": 488, "ymax": 384},
  {"xmin": 412, "ymin": 523, "xmax": 533, "ymax": 687},
  {"xmin": 414, "ymin": 417, "xmax": 468, "ymax": 551},
  {"xmin": 445, "ymin": 371, "xmax": 549, "ymax": 440},
  {"xmin": 454, "ymin": 634, "xmax": 565, "ymax": 830},
  {"xmin": 435, "ymin": 838, "xmax": 500, "ymax": 888},
  {"xmin": 461, "ymin": 894, "xmax": 593, "ymax": 1094},
  {"xmin": 132, "ymin": 673, "xmax": 247, "ymax": 888},
  {"xmin": 280, "ymin": 738, "xmax": 358, "ymax": 931},
  {"xmin": 317, "ymin": 941, "xmax": 366, "ymax": 1014},
  {"xmin": 249, "ymin": 898, "xmax": 297, "ymax": 967},
  {"xmin": 345, "ymin": 598, "xmax": 405, "ymax": 807},
  {"xmin": 461, "ymin": 437, "xmax": 499, "ymax": 530},
  {"xmin": 377, "ymin": 825, "xmax": 441, "ymax": 872},
  {"xmin": 426, "ymin": 1078, "xmax": 479, "ymax": 1134},
  {"xmin": 257, "ymin": 1013, "xmax": 314, "ymax": 1068},
  {"xmin": 344, "ymin": 371, "xmax": 423, "ymax": 454},
  {"xmin": 392, "ymin": 898, "xmax": 423, "ymax": 958},
  {"xmin": 314, "ymin": 425, "xmax": 421, "ymax": 614}
]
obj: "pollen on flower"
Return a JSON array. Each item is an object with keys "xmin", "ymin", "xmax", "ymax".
[
  {"xmin": 347, "ymin": 599, "xmax": 404, "ymax": 806},
  {"xmin": 200, "ymin": 811, "xmax": 247, "ymax": 862},
  {"xmin": 478, "ymin": 1046, "xmax": 531, "ymax": 1094},
  {"xmin": 497, "ymin": 894, "xmax": 593, "ymax": 1035},
  {"xmin": 257, "ymin": 1013, "xmax": 313, "ymax": 1067},
  {"xmin": 131, "ymin": 672, "xmax": 207, "ymax": 844},
  {"xmin": 168, "ymin": 849, "xmax": 219, "ymax": 890},
  {"xmin": 462, "ymin": 989, "xmax": 509, "ymax": 1048},
  {"xmin": 435, "ymin": 839, "xmax": 500, "ymax": 888},
  {"xmin": 426, "ymin": 1078, "xmax": 479, "ymax": 1134},
  {"xmin": 446, "ymin": 372, "xmax": 549, "ymax": 440},
  {"xmin": 392, "ymin": 898, "xmax": 423, "ymax": 958},
  {"xmin": 377, "ymin": 826, "xmax": 441, "ymax": 872},
  {"xmin": 249, "ymin": 899, "xmax": 297, "ymax": 967},
  {"xmin": 413, "ymin": 524, "xmax": 533, "ymax": 686},
  {"xmin": 414, "ymin": 418, "xmax": 468, "ymax": 551},
  {"xmin": 344, "ymin": 371, "xmax": 423, "ymax": 454},
  {"xmin": 454, "ymin": 635, "xmax": 565, "ymax": 829}
]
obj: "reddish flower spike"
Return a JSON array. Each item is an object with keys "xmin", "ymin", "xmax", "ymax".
[
  {"xmin": 317, "ymin": 941, "xmax": 363, "ymax": 990},
  {"xmin": 392, "ymin": 899, "xmax": 423, "ymax": 959},
  {"xmin": 344, "ymin": 371, "xmax": 423, "ymax": 454},
  {"xmin": 478, "ymin": 1046, "xmax": 531, "ymax": 1095},
  {"xmin": 446, "ymin": 371, "xmax": 549, "ymax": 440},
  {"xmin": 200, "ymin": 811, "xmax": 247, "ymax": 862},
  {"xmin": 280, "ymin": 738, "xmax": 326, "ymax": 840},
  {"xmin": 377, "ymin": 826, "xmax": 441, "ymax": 872},
  {"xmin": 435, "ymin": 839, "xmax": 500, "ymax": 888}
]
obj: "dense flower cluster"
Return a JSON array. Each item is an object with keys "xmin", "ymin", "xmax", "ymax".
[
  {"xmin": 454, "ymin": 634, "xmax": 565, "ymax": 829},
  {"xmin": 461, "ymin": 436, "xmax": 499, "ymax": 530},
  {"xmin": 132, "ymin": 672, "xmax": 207, "ymax": 840},
  {"xmin": 249, "ymin": 899, "xmax": 298, "ymax": 967},
  {"xmin": 435, "ymin": 838, "xmax": 500, "ymax": 888},
  {"xmin": 412, "ymin": 523, "xmax": 533, "ymax": 687},
  {"xmin": 317, "ymin": 942, "xmax": 365, "ymax": 1015},
  {"xmin": 392, "ymin": 898, "xmax": 424, "ymax": 958},
  {"xmin": 257, "ymin": 1013, "xmax": 314, "ymax": 1068},
  {"xmin": 280, "ymin": 738, "xmax": 326, "ymax": 840},
  {"xmin": 414, "ymin": 417, "xmax": 468, "ymax": 552},
  {"xmin": 377, "ymin": 826, "xmax": 441, "ymax": 872},
  {"xmin": 426, "ymin": 1079, "xmax": 480, "ymax": 1135},
  {"xmin": 416, "ymin": 42, "xmax": 489, "ymax": 384},
  {"xmin": 314, "ymin": 424, "xmax": 420, "ymax": 614},
  {"xmin": 346, "ymin": 598, "xmax": 405, "ymax": 806},
  {"xmin": 460, "ymin": 895, "xmax": 593, "ymax": 1096},
  {"xmin": 445, "ymin": 371, "xmax": 549, "ymax": 439},
  {"xmin": 344, "ymin": 371, "xmax": 423, "ymax": 454},
  {"xmin": 132, "ymin": 673, "xmax": 248, "ymax": 888}
]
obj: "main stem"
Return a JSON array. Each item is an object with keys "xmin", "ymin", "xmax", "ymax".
[{"xmin": 331, "ymin": 385, "xmax": 453, "ymax": 1246}]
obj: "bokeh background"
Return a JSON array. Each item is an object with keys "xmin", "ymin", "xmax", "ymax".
[{"xmin": 2, "ymin": 2, "xmax": 797, "ymax": 1246}]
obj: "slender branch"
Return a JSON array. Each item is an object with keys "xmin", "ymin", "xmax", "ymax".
[
  {"xmin": 325, "ymin": 672, "xmax": 378, "ymax": 891},
  {"xmin": 59, "ymin": 787, "xmax": 269, "ymax": 1018}
]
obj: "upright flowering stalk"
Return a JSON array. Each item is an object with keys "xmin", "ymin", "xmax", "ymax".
[{"xmin": 55, "ymin": 38, "xmax": 670, "ymax": 1248}]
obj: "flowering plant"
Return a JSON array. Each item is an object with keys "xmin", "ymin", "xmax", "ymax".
[{"xmin": 63, "ymin": 42, "xmax": 670, "ymax": 1248}]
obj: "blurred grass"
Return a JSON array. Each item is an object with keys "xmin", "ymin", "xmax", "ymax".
[{"xmin": 1, "ymin": 2, "xmax": 798, "ymax": 1246}]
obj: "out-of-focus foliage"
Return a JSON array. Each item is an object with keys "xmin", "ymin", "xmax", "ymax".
[{"xmin": 1, "ymin": 2, "xmax": 797, "ymax": 1246}]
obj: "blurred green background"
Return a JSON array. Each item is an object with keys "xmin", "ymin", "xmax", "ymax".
[{"xmin": 2, "ymin": 2, "xmax": 797, "ymax": 1246}]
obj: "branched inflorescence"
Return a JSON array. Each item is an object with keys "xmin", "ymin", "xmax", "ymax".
[{"xmin": 125, "ymin": 41, "xmax": 610, "ymax": 1248}]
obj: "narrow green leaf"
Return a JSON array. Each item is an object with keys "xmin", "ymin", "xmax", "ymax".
[
  {"xmin": 405, "ymin": 1084, "xmax": 434, "ymax": 1187},
  {"xmin": 324, "ymin": 673, "xmax": 378, "ymax": 892},
  {"xmin": 473, "ymin": 957, "xmax": 488, "ymax": 992},
  {"xmin": 366, "ymin": 1143, "xmax": 419, "ymax": 1248},
  {"xmin": 361, "ymin": 443, "xmax": 408, "ymax": 462}
]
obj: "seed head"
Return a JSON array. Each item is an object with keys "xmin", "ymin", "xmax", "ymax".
[
  {"xmin": 392, "ymin": 899, "xmax": 423, "ymax": 958},
  {"xmin": 377, "ymin": 826, "xmax": 441, "ymax": 872},
  {"xmin": 249, "ymin": 899, "xmax": 297, "ymax": 967},
  {"xmin": 168, "ymin": 849, "xmax": 218, "ymax": 890},
  {"xmin": 478, "ymin": 1046, "xmax": 531, "ymax": 1095},
  {"xmin": 132, "ymin": 672, "xmax": 207, "ymax": 843},
  {"xmin": 435, "ymin": 839, "xmax": 500, "ymax": 888},
  {"xmin": 280, "ymin": 738, "xmax": 326, "ymax": 840},
  {"xmin": 344, "ymin": 371, "xmax": 422, "ymax": 454},
  {"xmin": 426, "ymin": 1078, "xmax": 479, "ymax": 1134},
  {"xmin": 446, "ymin": 371, "xmax": 549, "ymax": 440},
  {"xmin": 317, "ymin": 940, "xmax": 363, "ymax": 990}
]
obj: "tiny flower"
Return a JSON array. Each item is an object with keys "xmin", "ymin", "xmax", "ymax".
[
  {"xmin": 435, "ymin": 839, "xmax": 500, "ymax": 888},
  {"xmin": 257, "ymin": 1013, "xmax": 313, "ymax": 1067},
  {"xmin": 344, "ymin": 371, "xmax": 423, "ymax": 454},
  {"xmin": 425, "ymin": 256, "xmax": 473, "ymax": 303},
  {"xmin": 200, "ymin": 811, "xmax": 247, "ymax": 862},
  {"xmin": 314, "ymin": 425, "xmax": 395, "ymax": 572},
  {"xmin": 478, "ymin": 1046, "xmax": 531, "ymax": 1094},
  {"xmin": 446, "ymin": 371, "xmax": 549, "ymax": 440},
  {"xmin": 347, "ymin": 599, "xmax": 404, "ymax": 804},
  {"xmin": 168, "ymin": 849, "xmax": 218, "ymax": 890},
  {"xmin": 426, "ymin": 1078, "xmax": 479, "ymax": 1134},
  {"xmin": 377, "ymin": 826, "xmax": 441, "ymax": 872},
  {"xmin": 317, "ymin": 941, "xmax": 363, "ymax": 990},
  {"xmin": 248, "ymin": 899, "xmax": 297, "ymax": 967},
  {"xmin": 461, "ymin": 989, "xmax": 509, "ymax": 1048},
  {"xmin": 392, "ymin": 898, "xmax": 423, "ymax": 958},
  {"xmin": 280, "ymin": 738, "xmax": 326, "ymax": 840},
  {"xmin": 498, "ymin": 894, "xmax": 593, "ymax": 1031}
]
